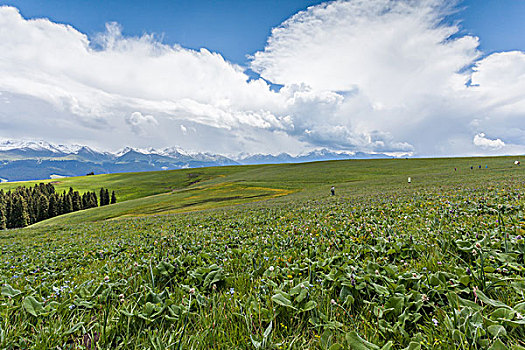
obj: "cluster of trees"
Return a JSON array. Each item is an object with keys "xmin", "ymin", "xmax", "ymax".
[{"xmin": 0, "ymin": 183, "xmax": 117, "ymax": 229}]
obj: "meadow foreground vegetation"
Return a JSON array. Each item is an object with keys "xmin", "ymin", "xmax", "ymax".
[{"xmin": 0, "ymin": 157, "xmax": 524, "ymax": 349}]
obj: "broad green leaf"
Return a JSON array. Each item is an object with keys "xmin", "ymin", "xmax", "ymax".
[
  {"xmin": 488, "ymin": 325, "xmax": 507, "ymax": 337},
  {"xmin": 23, "ymin": 296, "xmax": 44, "ymax": 317},
  {"xmin": 300, "ymin": 300, "xmax": 317, "ymax": 312},
  {"xmin": 345, "ymin": 331, "xmax": 380, "ymax": 350},
  {"xmin": 476, "ymin": 290, "xmax": 512, "ymax": 310},
  {"xmin": 489, "ymin": 339, "xmax": 508, "ymax": 350},
  {"xmin": 403, "ymin": 342, "xmax": 421, "ymax": 350},
  {"xmin": 1, "ymin": 284, "xmax": 21, "ymax": 298},
  {"xmin": 271, "ymin": 293, "xmax": 295, "ymax": 309}
]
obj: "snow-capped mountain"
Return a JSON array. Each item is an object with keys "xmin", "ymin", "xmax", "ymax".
[
  {"xmin": 0, "ymin": 140, "xmax": 240, "ymax": 181},
  {"xmin": 0, "ymin": 140, "xmax": 397, "ymax": 181},
  {"xmin": 236, "ymin": 149, "xmax": 393, "ymax": 165},
  {"xmin": 0, "ymin": 139, "xmax": 84, "ymax": 154}
]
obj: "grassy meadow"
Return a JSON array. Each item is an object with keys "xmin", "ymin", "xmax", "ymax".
[{"xmin": 0, "ymin": 156, "xmax": 524, "ymax": 349}]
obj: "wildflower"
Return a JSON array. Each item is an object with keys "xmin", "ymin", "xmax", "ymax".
[
  {"xmin": 466, "ymin": 268, "xmax": 471, "ymax": 275},
  {"xmin": 330, "ymin": 299, "xmax": 337, "ymax": 305},
  {"xmin": 287, "ymin": 274, "xmax": 293, "ymax": 279},
  {"xmin": 422, "ymin": 294, "xmax": 429, "ymax": 302},
  {"xmin": 502, "ymin": 268, "xmax": 508, "ymax": 274},
  {"xmin": 212, "ymin": 284, "xmax": 217, "ymax": 291},
  {"xmin": 437, "ymin": 261, "xmax": 442, "ymax": 265},
  {"xmin": 517, "ymin": 313, "xmax": 523, "ymax": 320},
  {"xmin": 104, "ymin": 276, "xmax": 110, "ymax": 282},
  {"xmin": 375, "ymin": 269, "xmax": 380, "ymax": 275},
  {"xmin": 229, "ymin": 287, "xmax": 235, "ymax": 295},
  {"xmin": 189, "ymin": 288, "xmax": 195, "ymax": 294},
  {"xmin": 412, "ymin": 273, "xmax": 418, "ymax": 278},
  {"xmin": 268, "ymin": 265, "xmax": 275, "ymax": 272},
  {"xmin": 118, "ymin": 293, "xmax": 125, "ymax": 301},
  {"xmin": 475, "ymin": 242, "xmax": 481, "ymax": 249},
  {"xmin": 69, "ymin": 305, "xmax": 75, "ymax": 310},
  {"xmin": 432, "ymin": 318, "xmax": 438, "ymax": 326},
  {"xmin": 472, "ymin": 249, "xmax": 477, "ymax": 256}
]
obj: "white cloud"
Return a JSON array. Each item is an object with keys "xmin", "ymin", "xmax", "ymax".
[
  {"xmin": 125, "ymin": 112, "xmax": 158, "ymax": 135},
  {"xmin": 0, "ymin": 3, "xmax": 524, "ymax": 156},
  {"xmin": 249, "ymin": 0, "xmax": 525, "ymax": 155},
  {"xmin": 473, "ymin": 133, "xmax": 505, "ymax": 150}
]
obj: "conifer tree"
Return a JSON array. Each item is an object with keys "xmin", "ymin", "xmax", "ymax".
[
  {"xmin": 10, "ymin": 194, "xmax": 29, "ymax": 228},
  {"xmin": 0, "ymin": 207, "xmax": 6, "ymax": 230},
  {"xmin": 37, "ymin": 195, "xmax": 49, "ymax": 221},
  {"xmin": 48, "ymin": 193, "xmax": 59, "ymax": 218},
  {"xmin": 72, "ymin": 191, "xmax": 82, "ymax": 211},
  {"xmin": 99, "ymin": 188, "xmax": 106, "ymax": 206},
  {"xmin": 110, "ymin": 191, "xmax": 117, "ymax": 204}
]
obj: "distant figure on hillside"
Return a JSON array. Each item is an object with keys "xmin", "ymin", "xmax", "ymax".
[
  {"xmin": 515, "ymin": 161, "xmax": 521, "ymax": 166},
  {"xmin": 479, "ymin": 165, "xmax": 481, "ymax": 169},
  {"xmin": 408, "ymin": 177, "xmax": 411, "ymax": 184},
  {"xmin": 454, "ymin": 167, "xmax": 456, "ymax": 171},
  {"xmin": 330, "ymin": 186, "xmax": 335, "ymax": 196},
  {"xmin": 470, "ymin": 166, "xmax": 473, "ymax": 170}
]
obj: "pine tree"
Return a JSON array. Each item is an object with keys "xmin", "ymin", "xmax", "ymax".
[
  {"xmin": 99, "ymin": 188, "xmax": 106, "ymax": 206},
  {"xmin": 72, "ymin": 191, "xmax": 82, "ymax": 211},
  {"xmin": 0, "ymin": 207, "xmax": 6, "ymax": 230},
  {"xmin": 10, "ymin": 194, "xmax": 29, "ymax": 228},
  {"xmin": 104, "ymin": 189, "xmax": 110, "ymax": 205},
  {"xmin": 110, "ymin": 191, "xmax": 117, "ymax": 204},
  {"xmin": 48, "ymin": 193, "xmax": 59, "ymax": 218},
  {"xmin": 62, "ymin": 193, "xmax": 73, "ymax": 214},
  {"xmin": 37, "ymin": 195, "xmax": 49, "ymax": 221}
]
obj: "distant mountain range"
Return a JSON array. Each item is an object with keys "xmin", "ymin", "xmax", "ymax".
[{"xmin": 0, "ymin": 140, "xmax": 395, "ymax": 181}]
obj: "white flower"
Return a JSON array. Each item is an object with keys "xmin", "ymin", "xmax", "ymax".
[
  {"xmin": 269, "ymin": 266, "xmax": 274, "ymax": 272},
  {"xmin": 189, "ymin": 288, "xmax": 195, "ymax": 294}
]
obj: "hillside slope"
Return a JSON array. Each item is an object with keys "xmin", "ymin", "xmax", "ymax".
[{"xmin": 1, "ymin": 155, "xmax": 522, "ymax": 226}]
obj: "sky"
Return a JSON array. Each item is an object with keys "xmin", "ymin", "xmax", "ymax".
[{"xmin": 0, "ymin": 0, "xmax": 524, "ymax": 156}]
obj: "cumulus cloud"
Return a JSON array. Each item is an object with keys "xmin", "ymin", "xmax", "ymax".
[
  {"xmin": 0, "ymin": 2, "xmax": 524, "ymax": 155},
  {"xmin": 125, "ymin": 112, "xmax": 158, "ymax": 135},
  {"xmin": 249, "ymin": 0, "xmax": 525, "ymax": 155},
  {"xmin": 473, "ymin": 133, "xmax": 505, "ymax": 150}
]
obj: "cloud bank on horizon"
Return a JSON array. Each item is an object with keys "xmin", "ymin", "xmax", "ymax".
[{"xmin": 0, "ymin": 0, "xmax": 523, "ymax": 156}]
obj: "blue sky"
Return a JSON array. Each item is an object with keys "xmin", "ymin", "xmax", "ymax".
[
  {"xmin": 0, "ymin": 0, "xmax": 524, "ymax": 156},
  {"xmin": 3, "ymin": 0, "xmax": 525, "ymax": 65},
  {"xmin": 1, "ymin": 0, "xmax": 327, "ymax": 65}
]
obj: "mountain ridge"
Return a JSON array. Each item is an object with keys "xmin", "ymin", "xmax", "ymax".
[{"xmin": 0, "ymin": 139, "xmax": 397, "ymax": 181}]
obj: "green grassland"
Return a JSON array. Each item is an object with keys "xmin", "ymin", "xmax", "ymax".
[
  {"xmin": 1, "ymin": 156, "xmax": 522, "ymax": 226},
  {"xmin": 1, "ymin": 156, "xmax": 524, "ymax": 349}
]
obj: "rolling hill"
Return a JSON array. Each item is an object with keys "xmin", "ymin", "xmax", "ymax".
[{"xmin": 0, "ymin": 155, "xmax": 522, "ymax": 227}]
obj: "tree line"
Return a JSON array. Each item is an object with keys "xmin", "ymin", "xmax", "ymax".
[{"xmin": 0, "ymin": 183, "xmax": 117, "ymax": 229}]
